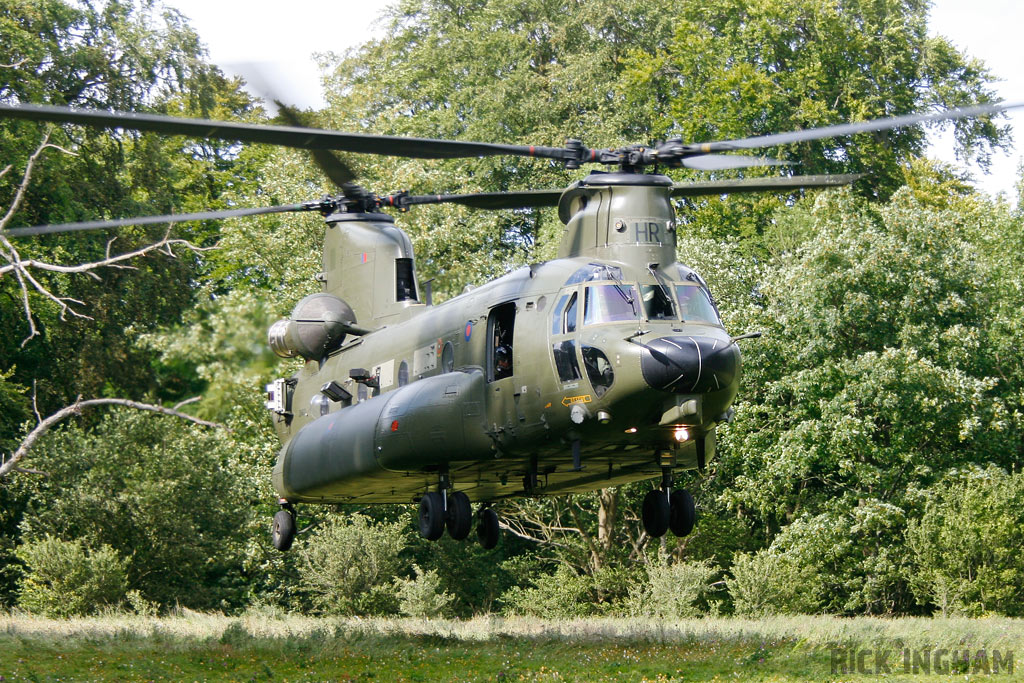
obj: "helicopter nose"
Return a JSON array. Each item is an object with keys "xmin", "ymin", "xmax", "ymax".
[{"xmin": 640, "ymin": 336, "xmax": 739, "ymax": 393}]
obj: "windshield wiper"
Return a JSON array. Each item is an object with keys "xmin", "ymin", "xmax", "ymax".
[
  {"xmin": 607, "ymin": 270, "xmax": 637, "ymax": 317},
  {"xmin": 647, "ymin": 264, "xmax": 676, "ymax": 318}
]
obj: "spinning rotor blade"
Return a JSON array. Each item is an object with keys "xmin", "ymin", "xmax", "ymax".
[
  {"xmin": 679, "ymin": 154, "xmax": 789, "ymax": 171},
  {"xmin": 0, "ymin": 103, "xmax": 575, "ymax": 163},
  {"xmin": 2, "ymin": 203, "xmax": 319, "ymax": 238},
  {"xmin": 671, "ymin": 174, "xmax": 862, "ymax": 197},
  {"xmin": 392, "ymin": 189, "xmax": 564, "ymax": 210},
  {"xmin": 689, "ymin": 101, "xmax": 1024, "ymax": 154},
  {"xmin": 273, "ymin": 100, "xmax": 358, "ymax": 190}
]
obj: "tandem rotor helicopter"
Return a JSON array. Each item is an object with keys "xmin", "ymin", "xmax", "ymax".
[{"xmin": 1, "ymin": 98, "xmax": 1019, "ymax": 551}]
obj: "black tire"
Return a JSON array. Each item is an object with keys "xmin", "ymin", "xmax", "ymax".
[
  {"xmin": 477, "ymin": 508, "xmax": 500, "ymax": 550},
  {"xmin": 418, "ymin": 491, "xmax": 446, "ymax": 541},
  {"xmin": 669, "ymin": 488, "xmax": 696, "ymax": 537},
  {"xmin": 446, "ymin": 491, "xmax": 473, "ymax": 540},
  {"xmin": 272, "ymin": 509, "xmax": 296, "ymax": 551},
  {"xmin": 641, "ymin": 488, "xmax": 670, "ymax": 538}
]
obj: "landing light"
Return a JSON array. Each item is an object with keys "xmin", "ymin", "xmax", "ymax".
[
  {"xmin": 597, "ymin": 410, "xmax": 612, "ymax": 424},
  {"xmin": 673, "ymin": 426, "xmax": 689, "ymax": 442},
  {"xmin": 624, "ymin": 427, "xmax": 638, "ymax": 434}
]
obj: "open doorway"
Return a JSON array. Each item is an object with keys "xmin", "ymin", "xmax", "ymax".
[{"xmin": 487, "ymin": 302, "xmax": 516, "ymax": 382}]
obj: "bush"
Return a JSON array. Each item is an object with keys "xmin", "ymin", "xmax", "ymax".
[
  {"xmin": 395, "ymin": 564, "xmax": 454, "ymax": 618},
  {"xmin": 906, "ymin": 466, "xmax": 1024, "ymax": 616},
  {"xmin": 728, "ymin": 550, "xmax": 821, "ymax": 616},
  {"xmin": 626, "ymin": 559, "xmax": 718, "ymax": 618},
  {"xmin": 17, "ymin": 535, "xmax": 127, "ymax": 617},
  {"xmin": 298, "ymin": 513, "xmax": 406, "ymax": 615},
  {"xmin": 501, "ymin": 564, "xmax": 595, "ymax": 617}
]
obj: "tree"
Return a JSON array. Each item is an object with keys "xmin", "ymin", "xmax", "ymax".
[{"xmin": 619, "ymin": 0, "xmax": 1009, "ymax": 237}]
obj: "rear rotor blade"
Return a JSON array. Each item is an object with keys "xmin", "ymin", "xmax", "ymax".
[
  {"xmin": 0, "ymin": 103, "xmax": 575, "ymax": 162},
  {"xmin": 671, "ymin": 174, "xmax": 862, "ymax": 197},
  {"xmin": 690, "ymin": 101, "xmax": 1024, "ymax": 154},
  {"xmin": 3, "ymin": 203, "xmax": 317, "ymax": 238}
]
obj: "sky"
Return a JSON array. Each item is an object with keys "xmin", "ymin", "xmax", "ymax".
[{"xmin": 165, "ymin": 0, "xmax": 1022, "ymax": 201}]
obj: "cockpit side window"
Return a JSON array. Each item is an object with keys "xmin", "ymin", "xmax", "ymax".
[{"xmin": 675, "ymin": 285, "xmax": 721, "ymax": 325}]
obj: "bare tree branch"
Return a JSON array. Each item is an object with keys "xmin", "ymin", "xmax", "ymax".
[
  {"xmin": 0, "ymin": 134, "xmax": 216, "ymax": 345},
  {"xmin": 0, "ymin": 396, "xmax": 224, "ymax": 478}
]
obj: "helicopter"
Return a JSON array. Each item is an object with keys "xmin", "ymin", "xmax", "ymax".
[{"xmin": 1, "ymin": 99, "xmax": 1019, "ymax": 552}]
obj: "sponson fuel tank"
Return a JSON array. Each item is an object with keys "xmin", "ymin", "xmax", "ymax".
[{"xmin": 273, "ymin": 369, "xmax": 490, "ymax": 501}]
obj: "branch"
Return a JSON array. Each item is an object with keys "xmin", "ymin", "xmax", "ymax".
[
  {"xmin": 0, "ymin": 131, "xmax": 215, "ymax": 345},
  {"xmin": 0, "ymin": 396, "xmax": 224, "ymax": 478}
]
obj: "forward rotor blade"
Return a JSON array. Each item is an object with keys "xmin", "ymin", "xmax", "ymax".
[
  {"xmin": 3, "ymin": 203, "xmax": 315, "ymax": 238},
  {"xmin": 395, "ymin": 189, "xmax": 564, "ymax": 210},
  {"xmin": 273, "ymin": 100, "xmax": 358, "ymax": 191},
  {"xmin": 671, "ymin": 174, "xmax": 862, "ymax": 197},
  {"xmin": 680, "ymin": 154, "xmax": 790, "ymax": 170},
  {"xmin": 692, "ymin": 101, "xmax": 1024, "ymax": 153},
  {"xmin": 0, "ymin": 103, "xmax": 574, "ymax": 162}
]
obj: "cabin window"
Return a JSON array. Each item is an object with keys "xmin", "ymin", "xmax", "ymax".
[
  {"xmin": 441, "ymin": 341, "xmax": 454, "ymax": 373},
  {"xmin": 395, "ymin": 258, "xmax": 418, "ymax": 302},
  {"xmin": 675, "ymin": 285, "xmax": 721, "ymax": 325},
  {"xmin": 641, "ymin": 284, "xmax": 675, "ymax": 320},
  {"xmin": 398, "ymin": 360, "xmax": 409, "ymax": 386},
  {"xmin": 584, "ymin": 284, "xmax": 639, "ymax": 325},
  {"xmin": 487, "ymin": 302, "xmax": 516, "ymax": 382}
]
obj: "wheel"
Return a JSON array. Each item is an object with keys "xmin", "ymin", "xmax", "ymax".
[
  {"xmin": 272, "ymin": 509, "xmax": 296, "ymax": 551},
  {"xmin": 446, "ymin": 491, "xmax": 472, "ymax": 540},
  {"xmin": 641, "ymin": 489, "xmax": 670, "ymax": 538},
  {"xmin": 477, "ymin": 508, "xmax": 500, "ymax": 549},
  {"xmin": 669, "ymin": 488, "xmax": 696, "ymax": 537},
  {"xmin": 418, "ymin": 491, "xmax": 446, "ymax": 541}
]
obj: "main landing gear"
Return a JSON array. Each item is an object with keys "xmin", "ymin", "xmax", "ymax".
[
  {"xmin": 418, "ymin": 481, "xmax": 501, "ymax": 548},
  {"xmin": 641, "ymin": 469, "xmax": 696, "ymax": 539}
]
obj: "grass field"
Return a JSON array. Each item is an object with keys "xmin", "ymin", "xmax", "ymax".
[{"xmin": 1, "ymin": 612, "xmax": 1022, "ymax": 681}]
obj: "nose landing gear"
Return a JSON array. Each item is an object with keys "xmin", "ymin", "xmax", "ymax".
[
  {"xmin": 272, "ymin": 500, "xmax": 297, "ymax": 551},
  {"xmin": 641, "ymin": 469, "xmax": 696, "ymax": 539}
]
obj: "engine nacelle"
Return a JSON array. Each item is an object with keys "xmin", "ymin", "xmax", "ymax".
[{"xmin": 268, "ymin": 293, "xmax": 356, "ymax": 361}]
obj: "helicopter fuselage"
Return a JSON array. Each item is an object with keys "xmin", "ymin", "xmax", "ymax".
[{"xmin": 268, "ymin": 173, "xmax": 740, "ymax": 504}]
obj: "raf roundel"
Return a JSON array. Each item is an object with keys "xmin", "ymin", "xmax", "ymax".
[{"xmin": 464, "ymin": 321, "xmax": 473, "ymax": 341}]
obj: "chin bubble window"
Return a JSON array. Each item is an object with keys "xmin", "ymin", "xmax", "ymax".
[{"xmin": 581, "ymin": 345, "xmax": 614, "ymax": 397}]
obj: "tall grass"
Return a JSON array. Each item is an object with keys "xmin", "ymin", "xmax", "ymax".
[{"xmin": 3, "ymin": 610, "xmax": 1022, "ymax": 651}]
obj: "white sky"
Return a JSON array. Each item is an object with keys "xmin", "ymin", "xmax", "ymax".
[{"xmin": 165, "ymin": 0, "xmax": 1022, "ymax": 201}]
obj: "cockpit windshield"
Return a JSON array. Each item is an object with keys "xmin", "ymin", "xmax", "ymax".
[
  {"xmin": 675, "ymin": 285, "xmax": 721, "ymax": 325},
  {"xmin": 584, "ymin": 284, "xmax": 640, "ymax": 325}
]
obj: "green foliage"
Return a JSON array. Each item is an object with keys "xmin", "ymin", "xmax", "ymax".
[
  {"xmin": 907, "ymin": 466, "xmax": 1024, "ymax": 616},
  {"xmin": 620, "ymin": 0, "xmax": 1007, "ymax": 238},
  {"xmin": 502, "ymin": 563, "xmax": 595, "ymax": 618},
  {"xmin": 729, "ymin": 551, "xmax": 821, "ymax": 617},
  {"xmin": 320, "ymin": 0, "xmax": 679, "ymax": 296},
  {"xmin": 395, "ymin": 564, "xmax": 455, "ymax": 618},
  {"xmin": 16, "ymin": 535, "xmax": 127, "ymax": 617},
  {"xmin": 626, "ymin": 559, "xmax": 718, "ymax": 618},
  {"xmin": 18, "ymin": 409, "xmax": 258, "ymax": 611},
  {"xmin": 298, "ymin": 513, "xmax": 406, "ymax": 616}
]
